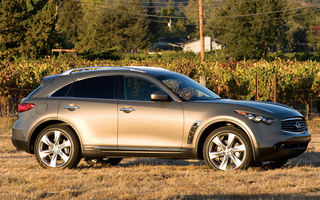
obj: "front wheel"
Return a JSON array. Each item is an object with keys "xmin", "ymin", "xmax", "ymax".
[
  {"xmin": 34, "ymin": 125, "xmax": 81, "ymax": 169},
  {"xmin": 203, "ymin": 126, "xmax": 252, "ymax": 170}
]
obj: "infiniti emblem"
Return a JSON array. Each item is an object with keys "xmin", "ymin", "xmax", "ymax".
[{"xmin": 294, "ymin": 122, "xmax": 302, "ymax": 129}]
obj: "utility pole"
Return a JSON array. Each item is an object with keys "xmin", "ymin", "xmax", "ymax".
[
  {"xmin": 168, "ymin": 18, "xmax": 172, "ymax": 32},
  {"xmin": 199, "ymin": 0, "xmax": 206, "ymax": 86},
  {"xmin": 199, "ymin": 0, "xmax": 205, "ymax": 60}
]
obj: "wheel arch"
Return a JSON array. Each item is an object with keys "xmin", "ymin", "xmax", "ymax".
[
  {"xmin": 195, "ymin": 117, "xmax": 257, "ymax": 160},
  {"xmin": 28, "ymin": 119, "xmax": 82, "ymax": 154}
]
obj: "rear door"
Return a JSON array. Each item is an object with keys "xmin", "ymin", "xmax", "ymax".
[{"xmin": 57, "ymin": 76, "xmax": 118, "ymax": 148}]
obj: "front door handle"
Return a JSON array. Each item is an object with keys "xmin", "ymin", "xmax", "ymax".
[
  {"xmin": 64, "ymin": 105, "xmax": 80, "ymax": 110},
  {"xmin": 120, "ymin": 107, "xmax": 135, "ymax": 113}
]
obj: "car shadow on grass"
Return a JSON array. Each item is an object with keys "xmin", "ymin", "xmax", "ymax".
[
  {"xmin": 118, "ymin": 150, "xmax": 320, "ymax": 169},
  {"xmin": 77, "ymin": 151, "xmax": 320, "ymax": 170},
  {"xmin": 286, "ymin": 151, "xmax": 320, "ymax": 168},
  {"xmin": 119, "ymin": 158, "xmax": 206, "ymax": 167}
]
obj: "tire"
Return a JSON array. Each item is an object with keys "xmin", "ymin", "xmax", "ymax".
[
  {"xmin": 84, "ymin": 158, "xmax": 123, "ymax": 166},
  {"xmin": 34, "ymin": 125, "xmax": 81, "ymax": 169},
  {"xmin": 203, "ymin": 126, "xmax": 252, "ymax": 170}
]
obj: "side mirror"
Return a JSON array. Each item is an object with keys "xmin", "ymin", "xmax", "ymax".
[{"xmin": 151, "ymin": 91, "xmax": 171, "ymax": 102}]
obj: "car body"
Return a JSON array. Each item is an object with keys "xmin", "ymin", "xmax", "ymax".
[{"xmin": 12, "ymin": 66, "xmax": 311, "ymax": 170}]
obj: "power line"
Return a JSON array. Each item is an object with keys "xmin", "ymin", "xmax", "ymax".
[
  {"xmin": 70, "ymin": 0, "xmax": 266, "ymax": 9},
  {"xmin": 72, "ymin": 0, "xmax": 320, "ymax": 19},
  {"xmin": 212, "ymin": 5, "xmax": 319, "ymax": 19},
  {"xmin": 58, "ymin": 2, "xmax": 319, "ymax": 26}
]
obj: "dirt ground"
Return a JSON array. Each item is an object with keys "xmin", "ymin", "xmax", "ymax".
[{"xmin": 0, "ymin": 120, "xmax": 319, "ymax": 199}]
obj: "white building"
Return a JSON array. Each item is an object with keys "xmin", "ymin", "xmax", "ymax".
[{"xmin": 182, "ymin": 37, "xmax": 221, "ymax": 53}]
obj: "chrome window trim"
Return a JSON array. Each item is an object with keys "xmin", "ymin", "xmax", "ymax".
[
  {"xmin": 48, "ymin": 74, "xmax": 119, "ymax": 98},
  {"xmin": 48, "ymin": 73, "xmax": 177, "ymax": 102},
  {"xmin": 61, "ymin": 96, "xmax": 118, "ymax": 101}
]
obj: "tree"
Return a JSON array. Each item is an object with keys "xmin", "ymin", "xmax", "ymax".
[
  {"xmin": 154, "ymin": 6, "xmax": 195, "ymax": 39},
  {"xmin": 284, "ymin": 1, "xmax": 314, "ymax": 52},
  {"xmin": 0, "ymin": 0, "xmax": 58, "ymax": 59},
  {"xmin": 147, "ymin": 0, "xmax": 161, "ymax": 42},
  {"xmin": 0, "ymin": 0, "xmax": 27, "ymax": 59},
  {"xmin": 307, "ymin": 14, "xmax": 320, "ymax": 51},
  {"xmin": 75, "ymin": 0, "xmax": 150, "ymax": 54},
  {"xmin": 184, "ymin": 0, "xmax": 218, "ymax": 38},
  {"xmin": 22, "ymin": 0, "xmax": 59, "ymax": 58},
  {"xmin": 57, "ymin": 0, "xmax": 83, "ymax": 49},
  {"xmin": 206, "ymin": 0, "xmax": 287, "ymax": 60}
]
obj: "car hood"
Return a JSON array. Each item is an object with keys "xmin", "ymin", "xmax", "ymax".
[{"xmin": 193, "ymin": 99, "xmax": 303, "ymax": 119}]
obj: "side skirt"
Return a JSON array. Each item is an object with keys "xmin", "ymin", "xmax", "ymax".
[{"xmin": 82, "ymin": 146, "xmax": 196, "ymax": 159}]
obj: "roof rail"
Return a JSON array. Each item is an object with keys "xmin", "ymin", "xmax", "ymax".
[{"xmin": 61, "ymin": 66, "xmax": 114, "ymax": 75}]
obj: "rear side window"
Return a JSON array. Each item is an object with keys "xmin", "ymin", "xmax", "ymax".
[{"xmin": 67, "ymin": 76, "xmax": 115, "ymax": 99}]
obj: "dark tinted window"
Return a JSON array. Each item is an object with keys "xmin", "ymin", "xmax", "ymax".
[
  {"xmin": 51, "ymin": 84, "xmax": 72, "ymax": 97},
  {"xmin": 156, "ymin": 73, "xmax": 220, "ymax": 101},
  {"xmin": 124, "ymin": 77, "xmax": 160, "ymax": 101},
  {"xmin": 67, "ymin": 76, "xmax": 115, "ymax": 99}
]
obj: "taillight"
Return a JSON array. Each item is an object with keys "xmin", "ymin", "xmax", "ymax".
[{"xmin": 18, "ymin": 103, "xmax": 35, "ymax": 113}]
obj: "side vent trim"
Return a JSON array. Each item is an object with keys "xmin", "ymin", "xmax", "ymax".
[{"xmin": 187, "ymin": 121, "xmax": 202, "ymax": 144}]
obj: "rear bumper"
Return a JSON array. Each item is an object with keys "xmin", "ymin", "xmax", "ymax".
[
  {"xmin": 11, "ymin": 128, "xmax": 31, "ymax": 153},
  {"xmin": 11, "ymin": 136, "xmax": 29, "ymax": 152}
]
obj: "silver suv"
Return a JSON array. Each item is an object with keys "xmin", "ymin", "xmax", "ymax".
[{"xmin": 12, "ymin": 66, "xmax": 311, "ymax": 170}]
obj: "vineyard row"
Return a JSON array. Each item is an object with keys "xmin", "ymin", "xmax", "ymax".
[{"xmin": 1, "ymin": 57, "xmax": 320, "ymax": 115}]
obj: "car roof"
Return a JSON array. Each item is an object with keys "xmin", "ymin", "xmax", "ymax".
[
  {"xmin": 35, "ymin": 66, "xmax": 182, "ymax": 100},
  {"xmin": 60, "ymin": 66, "xmax": 171, "ymax": 77}
]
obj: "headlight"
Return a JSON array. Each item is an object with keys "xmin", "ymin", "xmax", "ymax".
[{"xmin": 236, "ymin": 111, "xmax": 275, "ymax": 125}]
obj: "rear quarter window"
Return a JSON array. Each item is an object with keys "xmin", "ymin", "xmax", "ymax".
[
  {"xmin": 27, "ymin": 85, "xmax": 43, "ymax": 98},
  {"xmin": 51, "ymin": 84, "xmax": 73, "ymax": 97}
]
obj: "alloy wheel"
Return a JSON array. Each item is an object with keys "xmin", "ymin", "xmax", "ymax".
[{"xmin": 204, "ymin": 127, "xmax": 252, "ymax": 170}]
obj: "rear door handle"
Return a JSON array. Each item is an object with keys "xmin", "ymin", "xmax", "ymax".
[{"xmin": 120, "ymin": 108, "xmax": 135, "ymax": 113}]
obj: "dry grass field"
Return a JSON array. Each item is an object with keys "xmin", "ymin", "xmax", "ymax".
[{"xmin": 0, "ymin": 119, "xmax": 320, "ymax": 199}]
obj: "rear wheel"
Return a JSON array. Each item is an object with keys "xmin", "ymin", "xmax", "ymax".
[
  {"xmin": 34, "ymin": 125, "xmax": 81, "ymax": 169},
  {"xmin": 203, "ymin": 126, "xmax": 252, "ymax": 170},
  {"xmin": 84, "ymin": 158, "xmax": 123, "ymax": 166}
]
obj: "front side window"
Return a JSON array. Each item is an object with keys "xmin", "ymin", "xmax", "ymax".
[
  {"xmin": 155, "ymin": 73, "xmax": 220, "ymax": 101},
  {"xmin": 66, "ymin": 76, "xmax": 115, "ymax": 99},
  {"xmin": 123, "ymin": 76, "xmax": 161, "ymax": 101}
]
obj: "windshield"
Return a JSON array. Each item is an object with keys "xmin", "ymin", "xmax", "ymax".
[{"xmin": 155, "ymin": 73, "xmax": 220, "ymax": 101}]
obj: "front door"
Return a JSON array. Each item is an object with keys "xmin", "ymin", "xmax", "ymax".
[{"xmin": 117, "ymin": 76, "xmax": 184, "ymax": 150}]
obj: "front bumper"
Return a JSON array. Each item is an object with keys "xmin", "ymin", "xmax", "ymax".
[{"xmin": 254, "ymin": 131, "xmax": 311, "ymax": 162}]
